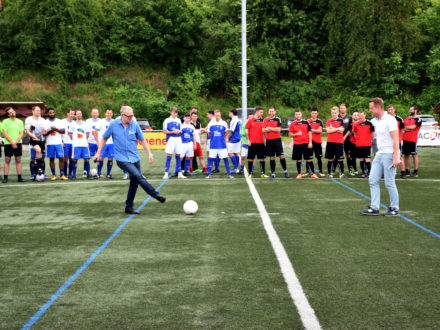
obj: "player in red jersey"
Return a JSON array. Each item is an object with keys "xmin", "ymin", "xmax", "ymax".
[
  {"xmin": 353, "ymin": 111, "xmax": 375, "ymax": 177},
  {"xmin": 401, "ymin": 105, "xmax": 422, "ymax": 177},
  {"xmin": 263, "ymin": 106, "xmax": 289, "ymax": 178},
  {"xmin": 387, "ymin": 104, "xmax": 405, "ymax": 178},
  {"xmin": 289, "ymin": 110, "xmax": 317, "ymax": 179},
  {"xmin": 245, "ymin": 106, "xmax": 268, "ymax": 178},
  {"xmin": 348, "ymin": 111, "xmax": 360, "ymax": 175},
  {"xmin": 308, "ymin": 108, "xmax": 325, "ymax": 176},
  {"xmin": 325, "ymin": 106, "xmax": 345, "ymax": 178}
]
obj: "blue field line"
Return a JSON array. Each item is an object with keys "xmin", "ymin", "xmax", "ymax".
[
  {"xmin": 284, "ymin": 152, "xmax": 440, "ymax": 239},
  {"xmin": 21, "ymin": 174, "xmax": 172, "ymax": 330}
]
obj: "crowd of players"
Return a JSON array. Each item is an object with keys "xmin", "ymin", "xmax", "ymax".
[{"xmin": 0, "ymin": 102, "xmax": 422, "ymax": 183}]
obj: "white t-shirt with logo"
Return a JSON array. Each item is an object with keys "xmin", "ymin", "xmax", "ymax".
[
  {"xmin": 98, "ymin": 118, "xmax": 114, "ymax": 145},
  {"xmin": 86, "ymin": 118, "xmax": 101, "ymax": 144},
  {"xmin": 62, "ymin": 118, "xmax": 74, "ymax": 144},
  {"xmin": 69, "ymin": 121, "xmax": 91, "ymax": 147},
  {"xmin": 25, "ymin": 116, "xmax": 46, "ymax": 141},
  {"xmin": 44, "ymin": 118, "xmax": 65, "ymax": 145}
]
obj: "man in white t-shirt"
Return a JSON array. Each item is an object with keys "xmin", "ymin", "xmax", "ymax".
[
  {"xmin": 62, "ymin": 109, "xmax": 76, "ymax": 178},
  {"xmin": 43, "ymin": 108, "xmax": 67, "ymax": 180},
  {"xmin": 162, "ymin": 107, "xmax": 186, "ymax": 179},
  {"xmin": 68, "ymin": 110, "xmax": 92, "ymax": 180},
  {"xmin": 94, "ymin": 109, "xmax": 114, "ymax": 178},
  {"xmin": 361, "ymin": 97, "xmax": 400, "ymax": 216},
  {"xmin": 25, "ymin": 106, "xmax": 46, "ymax": 179},
  {"xmin": 85, "ymin": 108, "xmax": 101, "ymax": 177}
]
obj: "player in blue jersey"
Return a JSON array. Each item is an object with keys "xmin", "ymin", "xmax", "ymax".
[
  {"xmin": 206, "ymin": 110, "xmax": 234, "ymax": 179},
  {"xmin": 227, "ymin": 109, "xmax": 241, "ymax": 174},
  {"xmin": 94, "ymin": 109, "xmax": 114, "ymax": 178},
  {"xmin": 163, "ymin": 107, "xmax": 186, "ymax": 179},
  {"xmin": 181, "ymin": 114, "xmax": 197, "ymax": 176}
]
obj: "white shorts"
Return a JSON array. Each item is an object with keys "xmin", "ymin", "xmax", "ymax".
[
  {"xmin": 206, "ymin": 139, "xmax": 210, "ymax": 151},
  {"xmin": 165, "ymin": 137, "xmax": 183, "ymax": 155},
  {"xmin": 209, "ymin": 148, "xmax": 228, "ymax": 159},
  {"xmin": 241, "ymin": 144, "xmax": 249, "ymax": 157},
  {"xmin": 181, "ymin": 142, "xmax": 194, "ymax": 158},
  {"xmin": 228, "ymin": 141, "xmax": 241, "ymax": 154}
]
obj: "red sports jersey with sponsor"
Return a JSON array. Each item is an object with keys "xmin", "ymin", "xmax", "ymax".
[
  {"xmin": 308, "ymin": 118, "xmax": 323, "ymax": 143},
  {"xmin": 353, "ymin": 120, "xmax": 374, "ymax": 147},
  {"xmin": 289, "ymin": 119, "xmax": 311, "ymax": 145},
  {"xmin": 350, "ymin": 121, "xmax": 360, "ymax": 144},
  {"xmin": 326, "ymin": 118, "xmax": 344, "ymax": 143},
  {"xmin": 403, "ymin": 116, "xmax": 422, "ymax": 143},
  {"xmin": 394, "ymin": 115, "xmax": 404, "ymax": 143},
  {"xmin": 245, "ymin": 117, "xmax": 265, "ymax": 143},
  {"xmin": 264, "ymin": 116, "xmax": 282, "ymax": 140}
]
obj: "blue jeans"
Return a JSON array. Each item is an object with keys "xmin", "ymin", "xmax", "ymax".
[
  {"xmin": 368, "ymin": 153, "xmax": 399, "ymax": 211},
  {"xmin": 116, "ymin": 161, "xmax": 159, "ymax": 209}
]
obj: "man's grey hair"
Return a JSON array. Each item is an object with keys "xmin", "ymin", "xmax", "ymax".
[{"xmin": 120, "ymin": 105, "xmax": 133, "ymax": 115}]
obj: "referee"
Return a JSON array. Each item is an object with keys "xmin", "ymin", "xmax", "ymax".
[
  {"xmin": 94, "ymin": 105, "xmax": 166, "ymax": 215},
  {"xmin": 361, "ymin": 98, "xmax": 400, "ymax": 216}
]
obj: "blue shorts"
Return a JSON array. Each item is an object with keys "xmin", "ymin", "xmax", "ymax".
[
  {"xmin": 101, "ymin": 144, "xmax": 115, "ymax": 158},
  {"xmin": 73, "ymin": 146, "xmax": 90, "ymax": 160},
  {"xmin": 88, "ymin": 143, "xmax": 98, "ymax": 156},
  {"xmin": 46, "ymin": 144, "xmax": 64, "ymax": 158},
  {"xmin": 64, "ymin": 144, "xmax": 73, "ymax": 158},
  {"xmin": 30, "ymin": 144, "xmax": 46, "ymax": 159}
]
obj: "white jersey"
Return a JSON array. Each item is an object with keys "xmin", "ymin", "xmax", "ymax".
[
  {"xmin": 44, "ymin": 118, "xmax": 65, "ymax": 145},
  {"xmin": 62, "ymin": 118, "xmax": 74, "ymax": 144},
  {"xmin": 98, "ymin": 118, "xmax": 114, "ymax": 144},
  {"xmin": 69, "ymin": 121, "xmax": 91, "ymax": 147},
  {"xmin": 86, "ymin": 118, "xmax": 101, "ymax": 144},
  {"xmin": 25, "ymin": 116, "xmax": 46, "ymax": 141}
]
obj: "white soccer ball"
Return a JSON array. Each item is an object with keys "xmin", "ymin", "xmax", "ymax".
[
  {"xmin": 36, "ymin": 174, "xmax": 46, "ymax": 182},
  {"xmin": 90, "ymin": 168, "xmax": 97, "ymax": 176},
  {"xmin": 183, "ymin": 200, "xmax": 198, "ymax": 215}
]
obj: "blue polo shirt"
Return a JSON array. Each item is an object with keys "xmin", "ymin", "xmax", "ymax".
[{"xmin": 102, "ymin": 118, "xmax": 144, "ymax": 162}]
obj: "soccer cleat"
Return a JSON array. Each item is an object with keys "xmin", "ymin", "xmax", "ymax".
[
  {"xmin": 70, "ymin": 176, "xmax": 76, "ymax": 180},
  {"xmin": 87, "ymin": 176, "xmax": 97, "ymax": 180},
  {"xmin": 325, "ymin": 174, "xmax": 333, "ymax": 179},
  {"xmin": 331, "ymin": 172, "xmax": 336, "ymax": 176},
  {"xmin": 248, "ymin": 174, "xmax": 253, "ymax": 179},
  {"xmin": 318, "ymin": 172, "xmax": 325, "ymax": 177},
  {"xmin": 302, "ymin": 172, "xmax": 309, "ymax": 177},
  {"xmin": 60, "ymin": 175, "xmax": 68, "ymax": 181},
  {"xmin": 30, "ymin": 175, "xmax": 35, "ymax": 180},
  {"xmin": 106, "ymin": 174, "xmax": 113, "ymax": 179},
  {"xmin": 348, "ymin": 171, "xmax": 355, "ymax": 176},
  {"xmin": 212, "ymin": 169, "xmax": 220, "ymax": 173},
  {"xmin": 270, "ymin": 173, "xmax": 276, "ymax": 179},
  {"xmin": 284, "ymin": 171, "xmax": 290, "ymax": 178},
  {"xmin": 311, "ymin": 173, "xmax": 319, "ymax": 179},
  {"xmin": 177, "ymin": 172, "xmax": 187, "ymax": 179},
  {"xmin": 360, "ymin": 173, "xmax": 369, "ymax": 178},
  {"xmin": 194, "ymin": 169, "xmax": 203, "ymax": 173},
  {"xmin": 354, "ymin": 171, "xmax": 359, "ymax": 175},
  {"xmin": 205, "ymin": 175, "xmax": 211, "ymax": 179},
  {"xmin": 383, "ymin": 207, "xmax": 399, "ymax": 216},
  {"xmin": 227, "ymin": 175, "xmax": 234, "ymax": 179},
  {"xmin": 123, "ymin": 173, "xmax": 129, "ymax": 180},
  {"xmin": 51, "ymin": 175, "xmax": 57, "ymax": 181},
  {"xmin": 410, "ymin": 172, "xmax": 418, "ymax": 177},
  {"xmin": 296, "ymin": 173, "xmax": 303, "ymax": 179},
  {"xmin": 261, "ymin": 173, "xmax": 269, "ymax": 178},
  {"xmin": 234, "ymin": 169, "xmax": 240, "ymax": 174},
  {"xmin": 183, "ymin": 171, "xmax": 191, "ymax": 177},
  {"xmin": 2, "ymin": 177, "xmax": 8, "ymax": 183},
  {"xmin": 162, "ymin": 172, "xmax": 169, "ymax": 180},
  {"xmin": 82, "ymin": 173, "xmax": 87, "ymax": 178},
  {"xmin": 339, "ymin": 173, "xmax": 346, "ymax": 179},
  {"xmin": 18, "ymin": 177, "xmax": 26, "ymax": 182},
  {"xmin": 172, "ymin": 172, "xmax": 179, "ymax": 177},
  {"xmin": 155, "ymin": 195, "xmax": 166, "ymax": 203},
  {"xmin": 400, "ymin": 174, "xmax": 407, "ymax": 179},
  {"xmin": 361, "ymin": 206, "xmax": 380, "ymax": 216}
]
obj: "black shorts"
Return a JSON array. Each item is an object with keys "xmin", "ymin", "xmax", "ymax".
[
  {"xmin": 344, "ymin": 139, "xmax": 355, "ymax": 155},
  {"xmin": 5, "ymin": 143, "xmax": 23, "ymax": 157},
  {"xmin": 312, "ymin": 141, "xmax": 323, "ymax": 158},
  {"xmin": 265, "ymin": 138, "xmax": 284, "ymax": 157},
  {"xmin": 292, "ymin": 144, "xmax": 313, "ymax": 160},
  {"xmin": 248, "ymin": 143, "xmax": 266, "ymax": 159},
  {"xmin": 325, "ymin": 142, "xmax": 344, "ymax": 160},
  {"xmin": 30, "ymin": 140, "xmax": 46, "ymax": 153},
  {"xmin": 356, "ymin": 146, "xmax": 371, "ymax": 159},
  {"xmin": 402, "ymin": 141, "xmax": 417, "ymax": 155}
]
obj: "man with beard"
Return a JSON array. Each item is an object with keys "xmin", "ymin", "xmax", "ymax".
[{"xmin": 43, "ymin": 108, "xmax": 67, "ymax": 180}]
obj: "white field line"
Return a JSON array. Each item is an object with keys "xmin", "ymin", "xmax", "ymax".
[{"xmin": 244, "ymin": 169, "xmax": 322, "ymax": 330}]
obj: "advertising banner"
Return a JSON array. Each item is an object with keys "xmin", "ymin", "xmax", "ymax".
[
  {"xmin": 417, "ymin": 126, "xmax": 440, "ymax": 147},
  {"xmin": 137, "ymin": 131, "xmax": 167, "ymax": 150}
]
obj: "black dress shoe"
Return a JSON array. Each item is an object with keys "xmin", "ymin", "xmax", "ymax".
[
  {"xmin": 2, "ymin": 178, "xmax": 8, "ymax": 183},
  {"xmin": 156, "ymin": 195, "xmax": 166, "ymax": 203},
  {"xmin": 125, "ymin": 208, "xmax": 140, "ymax": 215}
]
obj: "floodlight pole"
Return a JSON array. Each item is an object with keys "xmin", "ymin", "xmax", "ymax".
[{"xmin": 241, "ymin": 0, "xmax": 247, "ymax": 123}]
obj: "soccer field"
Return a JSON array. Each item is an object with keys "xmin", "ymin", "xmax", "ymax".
[{"xmin": 1, "ymin": 148, "xmax": 439, "ymax": 329}]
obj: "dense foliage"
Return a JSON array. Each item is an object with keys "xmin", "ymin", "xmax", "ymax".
[{"xmin": 1, "ymin": 0, "xmax": 440, "ymax": 120}]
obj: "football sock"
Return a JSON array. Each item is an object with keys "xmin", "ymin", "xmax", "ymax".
[
  {"xmin": 248, "ymin": 160, "xmax": 253, "ymax": 174},
  {"xmin": 36, "ymin": 157, "xmax": 44, "ymax": 174},
  {"xmin": 308, "ymin": 161, "xmax": 315, "ymax": 173},
  {"xmin": 98, "ymin": 161, "xmax": 104, "ymax": 175},
  {"xmin": 296, "ymin": 161, "xmax": 302, "ymax": 174},
  {"xmin": 338, "ymin": 161, "xmax": 344, "ymax": 174},
  {"xmin": 366, "ymin": 161, "xmax": 371, "ymax": 174},
  {"xmin": 30, "ymin": 161, "xmax": 35, "ymax": 177},
  {"xmin": 84, "ymin": 161, "xmax": 90, "ymax": 176},
  {"xmin": 18, "ymin": 174, "xmax": 22, "ymax": 180},
  {"xmin": 51, "ymin": 168, "xmax": 56, "ymax": 176},
  {"xmin": 352, "ymin": 158, "xmax": 358, "ymax": 172},
  {"xmin": 230, "ymin": 156, "xmax": 237, "ymax": 170},
  {"xmin": 223, "ymin": 158, "xmax": 231, "ymax": 175},
  {"xmin": 333, "ymin": 159, "xmax": 338, "ymax": 173},
  {"xmin": 270, "ymin": 159, "xmax": 276, "ymax": 173},
  {"xmin": 241, "ymin": 164, "xmax": 244, "ymax": 171},
  {"xmin": 360, "ymin": 160, "xmax": 365, "ymax": 174},
  {"xmin": 317, "ymin": 157, "xmax": 323, "ymax": 173},
  {"xmin": 63, "ymin": 161, "xmax": 67, "ymax": 174},
  {"xmin": 60, "ymin": 170, "xmax": 65, "ymax": 177},
  {"xmin": 192, "ymin": 157, "xmax": 198, "ymax": 170},
  {"xmin": 401, "ymin": 170, "xmax": 405, "ymax": 176},
  {"xmin": 207, "ymin": 158, "xmax": 214, "ymax": 175},
  {"xmin": 280, "ymin": 158, "xmax": 287, "ymax": 171},
  {"xmin": 184, "ymin": 159, "xmax": 191, "ymax": 172},
  {"xmin": 69, "ymin": 161, "xmax": 74, "ymax": 176},
  {"xmin": 414, "ymin": 169, "xmax": 418, "ymax": 174},
  {"xmin": 327, "ymin": 161, "xmax": 332, "ymax": 174},
  {"xmin": 72, "ymin": 162, "xmax": 78, "ymax": 177},
  {"xmin": 347, "ymin": 158, "xmax": 352, "ymax": 172},
  {"xmin": 305, "ymin": 161, "xmax": 310, "ymax": 173},
  {"xmin": 107, "ymin": 160, "xmax": 113, "ymax": 175},
  {"xmin": 260, "ymin": 161, "xmax": 266, "ymax": 174},
  {"xmin": 215, "ymin": 157, "xmax": 220, "ymax": 170},
  {"xmin": 165, "ymin": 155, "xmax": 172, "ymax": 173},
  {"xmin": 405, "ymin": 169, "xmax": 410, "ymax": 175},
  {"xmin": 175, "ymin": 155, "xmax": 181, "ymax": 172}
]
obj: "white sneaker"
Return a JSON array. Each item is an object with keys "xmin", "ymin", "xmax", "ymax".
[
  {"xmin": 123, "ymin": 173, "xmax": 129, "ymax": 180},
  {"xmin": 162, "ymin": 172, "xmax": 169, "ymax": 179},
  {"xmin": 177, "ymin": 172, "xmax": 187, "ymax": 179},
  {"xmin": 227, "ymin": 175, "xmax": 234, "ymax": 179}
]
